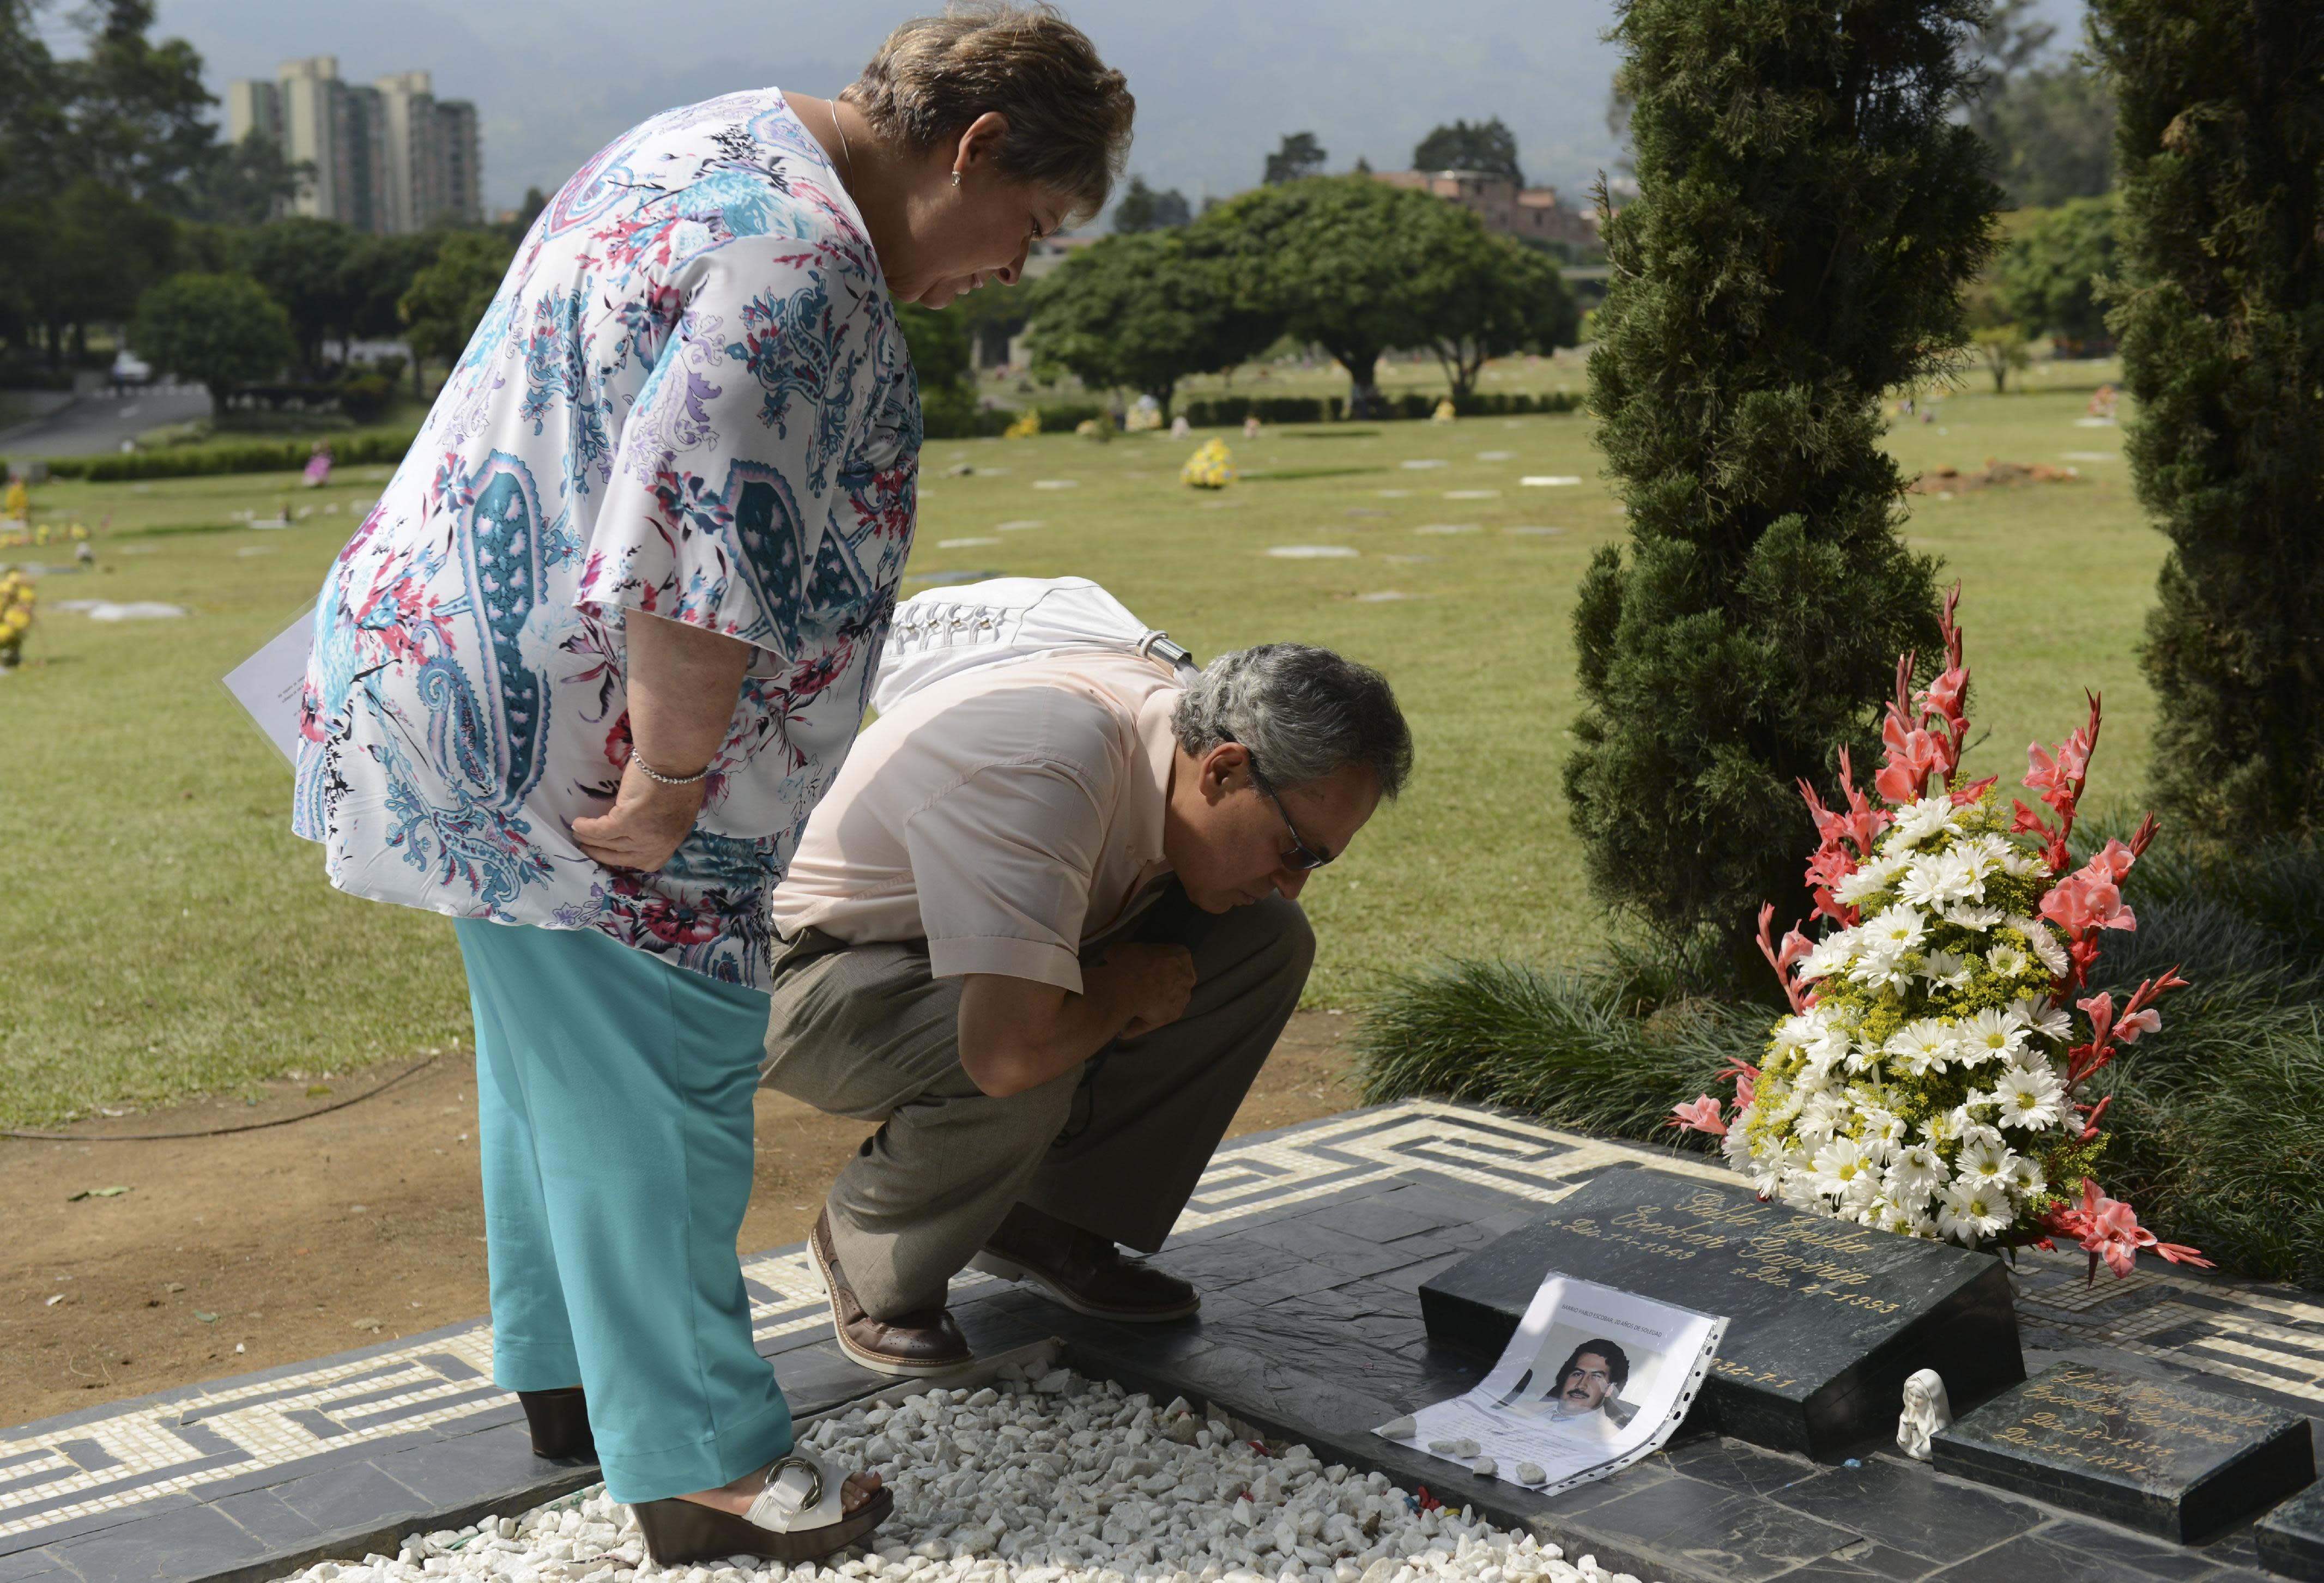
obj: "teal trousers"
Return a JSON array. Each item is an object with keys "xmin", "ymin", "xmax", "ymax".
[{"xmin": 455, "ymin": 918, "xmax": 792, "ymax": 1503}]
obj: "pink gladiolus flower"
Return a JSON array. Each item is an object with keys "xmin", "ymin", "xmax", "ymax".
[
  {"xmin": 2045, "ymin": 1180, "xmax": 2213, "ymax": 1283},
  {"xmin": 1877, "ymin": 716, "xmax": 1943, "ymax": 803},
  {"xmin": 2086, "ymin": 838, "xmax": 2136, "ymax": 884},
  {"xmin": 2117, "ymin": 1007, "xmax": 2160, "ymax": 1042},
  {"xmin": 2042, "ymin": 870, "xmax": 2137, "ymax": 936},
  {"xmin": 1670, "ymin": 1096, "xmax": 1727, "ymax": 1136}
]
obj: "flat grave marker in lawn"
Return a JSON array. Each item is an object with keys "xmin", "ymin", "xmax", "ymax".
[
  {"xmin": 1933, "ymin": 1361, "xmax": 2316, "ymax": 1543},
  {"xmin": 1419, "ymin": 1171, "xmax": 2025, "ymax": 1459}
]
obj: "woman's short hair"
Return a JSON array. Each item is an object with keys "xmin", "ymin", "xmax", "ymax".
[
  {"xmin": 846, "ymin": 2, "xmax": 1134, "ymax": 223},
  {"xmin": 1173, "ymin": 644, "xmax": 1414, "ymax": 799}
]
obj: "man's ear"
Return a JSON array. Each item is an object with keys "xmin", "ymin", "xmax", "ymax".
[{"xmin": 1197, "ymin": 741, "xmax": 1248, "ymax": 804}]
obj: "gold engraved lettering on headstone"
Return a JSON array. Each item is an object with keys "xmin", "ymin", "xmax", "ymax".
[
  {"xmin": 1710, "ymin": 1356, "xmax": 1800, "ymax": 1390},
  {"xmin": 1977, "ymin": 1365, "xmax": 2274, "ymax": 1478}
]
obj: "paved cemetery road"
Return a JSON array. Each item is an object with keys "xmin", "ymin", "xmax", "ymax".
[
  {"xmin": 0, "ymin": 1011, "xmax": 1360, "ymax": 1427},
  {"xmin": 0, "ymin": 385, "xmax": 214, "ymax": 459}
]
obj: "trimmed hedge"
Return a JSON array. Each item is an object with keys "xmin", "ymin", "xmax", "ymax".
[
  {"xmin": 43, "ymin": 428, "xmax": 420, "ymax": 483},
  {"xmin": 922, "ymin": 396, "xmax": 1113, "ymax": 440},
  {"xmin": 1180, "ymin": 389, "xmax": 1580, "ymax": 427}
]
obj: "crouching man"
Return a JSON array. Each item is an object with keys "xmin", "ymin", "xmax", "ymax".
[{"xmin": 761, "ymin": 641, "xmax": 1412, "ymax": 1375}]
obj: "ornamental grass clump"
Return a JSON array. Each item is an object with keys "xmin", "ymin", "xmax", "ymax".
[{"xmin": 1674, "ymin": 591, "xmax": 2209, "ymax": 1280}]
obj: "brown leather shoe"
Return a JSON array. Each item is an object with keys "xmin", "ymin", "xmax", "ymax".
[
  {"xmin": 809, "ymin": 1210, "xmax": 972, "ymax": 1377},
  {"xmin": 633, "ymin": 1474, "xmax": 892, "ymax": 1565},
  {"xmin": 972, "ymin": 1203, "xmax": 1200, "ymax": 1322},
  {"xmin": 516, "ymin": 1386, "xmax": 595, "ymax": 1460}
]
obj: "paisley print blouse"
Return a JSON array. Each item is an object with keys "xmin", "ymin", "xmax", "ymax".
[{"xmin": 293, "ymin": 89, "xmax": 917, "ymax": 987}]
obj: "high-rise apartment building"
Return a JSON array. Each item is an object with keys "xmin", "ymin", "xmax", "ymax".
[{"xmin": 226, "ymin": 58, "xmax": 483, "ymax": 234}]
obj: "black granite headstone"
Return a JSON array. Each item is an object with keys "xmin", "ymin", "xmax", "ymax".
[
  {"xmin": 1418, "ymin": 1170, "xmax": 2023, "ymax": 1459},
  {"xmin": 1932, "ymin": 1361, "xmax": 2315, "ymax": 1542},
  {"xmin": 2259, "ymin": 1480, "xmax": 2324, "ymax": 1582}
]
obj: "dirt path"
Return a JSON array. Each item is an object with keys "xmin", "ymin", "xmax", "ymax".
[{"xmin": 0, "ymin": 1011, "xmax": 1361, "ymax": 1427}]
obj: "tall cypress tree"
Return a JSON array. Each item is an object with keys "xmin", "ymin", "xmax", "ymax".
[
  {"xmin": 2092, "ymin": 0, "xmax": 2324, "ymax": 836},
  {"xmin": 1567, "ymin": 0, "xmax": 1995, "ymax": 973}
]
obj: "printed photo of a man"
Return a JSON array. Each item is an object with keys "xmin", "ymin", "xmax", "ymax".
[{"xmin": 1497, "ymin": 1338, "xmax": 1637, "ymax": 1439}]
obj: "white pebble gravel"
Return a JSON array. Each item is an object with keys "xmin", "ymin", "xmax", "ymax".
[{"xmin": 265, "ymin": 1367, "xmax": 1656, "ymax": 1583}]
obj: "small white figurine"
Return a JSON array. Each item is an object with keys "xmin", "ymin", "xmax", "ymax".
[{"xmin": 1897, "ymin": 1368, "xmax": 1953, "ymax": 1461}]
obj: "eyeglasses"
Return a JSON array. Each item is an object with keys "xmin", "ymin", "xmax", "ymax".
[{"xmin": 1242, "ymin": 752, "xmax": 1335, "ymax": 871}]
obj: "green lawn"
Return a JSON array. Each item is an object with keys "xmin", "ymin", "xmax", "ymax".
[{"xmin": 0, "ymin": 363, "xmax": 2155, "ymax": 1126}]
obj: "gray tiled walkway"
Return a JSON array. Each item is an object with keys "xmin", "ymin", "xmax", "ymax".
[{"xmin": 3, "ymin": 1102, "xmax": 2319, "ymax": 1583}]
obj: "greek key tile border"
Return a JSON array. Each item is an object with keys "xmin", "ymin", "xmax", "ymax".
[{"xmin": 4, "ymin": 1099, "xmax": 2319, "ymax": 1544}]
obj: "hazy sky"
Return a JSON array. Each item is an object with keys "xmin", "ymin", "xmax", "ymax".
[{"xmin": 123, "ymin": 0, "xmax": 2086, "ymax": 220}]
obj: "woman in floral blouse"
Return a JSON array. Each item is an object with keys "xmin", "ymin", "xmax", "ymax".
[{"xmin": 294, "ymin": 4, "xmax": 1131, "ymax": 1562}]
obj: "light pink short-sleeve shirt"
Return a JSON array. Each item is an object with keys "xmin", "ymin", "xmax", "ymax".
[{"xmin": 767, "ymin": 651, "xmax": 1183, "ymax": 992}]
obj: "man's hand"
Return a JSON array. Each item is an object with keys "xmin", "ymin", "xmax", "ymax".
[
  {"xmin": 958, "ymin": 942, "xmax": 1197, "ymax": 1098},
  {"xmin": 1089, "ymin": 941, "xmax": 1197, "ymax": 1040},
  {"xmin": 571, "ymin": 760, "xmax": 706, "ymax": 871}
]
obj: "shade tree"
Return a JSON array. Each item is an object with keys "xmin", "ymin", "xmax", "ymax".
[
  {"xmin": 1996, "ymin": 195, "xmax": 2119, "ymax": 349},
  {"xmin": 1025, "ymin": 229, "xmax": 1279, "ymax": 420},
  {"xmin": 1263, "ymin": 132, "xmax": 1328, "ymax": 186},
  {"xmin": 1202, "ymin": 174, "xmax": 1487, "ymax": 418},
  {"xmin": 1417, "ymin": 226, "xmax": 1578, "ymax": 401},
  {"xmin": 1111, "ymin": 174, "xmax": 1191, "ymax": 233},
  {"xmin": 398, "ymin": 229, "xmax": 516, "ymax": 385},
  {"xmin": 1412, "ymin": 117, "xmax": 1523, "ymax": 182},
  {"xmin": 131, "ymin": 271, "xmax": 294, "ymax": 415}
]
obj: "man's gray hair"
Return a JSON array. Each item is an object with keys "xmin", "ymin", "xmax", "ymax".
[{"xmin": 1173, "ymin": 644, "xmax": 1413, "ymax": 797}]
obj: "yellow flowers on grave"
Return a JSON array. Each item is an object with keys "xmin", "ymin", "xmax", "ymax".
[
  {"xmin": 1003, "ymin": 409, "xmax": 1042, "ymax": 439},
  {"xmin": 0, "ymin": 571, "xmax": 36, "ymax": 669},
  {"xmin": 1182, "ymin": 438, "xmax": 1236, "ymax": 489},
  {"xmin": 1431, "ymin": 398, "xmax": 1457, "ymax": 423}
]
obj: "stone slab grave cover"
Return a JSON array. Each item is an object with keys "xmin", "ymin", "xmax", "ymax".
[
  {"xmin": 1934, "ymin": 1361, "xmax": 2316, "ymax": 1543},
  {"xmin": 2260, "ymin": 1479, "xmax": 2324, "ymax": 1582},
  {"xmin": 1419, "ymin": 1170, "xmax": 2023, "ymax": 1458}
]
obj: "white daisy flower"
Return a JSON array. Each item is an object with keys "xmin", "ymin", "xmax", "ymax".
[
  {"xmin": 1834, "ymin": 863, "xmax": 1898, "ymax": 905},
  {"xmin": 1957, "ymin": 1137, "xmax": 2014, "ymax": 1187},
  {"xmin": 1875, "ymin": 1198, "xmax": 1922, "ymax": 1236},
  {"xmin": 1798, "ymin": 932, "xmax": 1855, "ymax": 982},
  {"xmin": 1811, "ymin": 1137, "xmax": 1873, "ymax": 1199},
  {"xmin": 1885, "ymin": 1141, "xmax": 1947, "ymax": 1198},
  {"xmin": 1941, "ymin": 903, "xmax": 2007, "ymax": 929},
  {"xmin": 2012, "ymin": 917, "xmax": 2071, "ymax": 976},
  {"xmin": 1885, "ymin": 1020, "xmax": 1957, "ymax": 1076},
  {"xmin": 1919, "ymin": 950, "xmax": 1974, "ymax": 992},
  {"xmin": 1861, "ymin": 1108, "xmax": 1910, "ymax": 1154},
  {"xmin": 1892, "ymin": 796, "xmax": 1957, "ymax": 846},
  {"xmin": 1998, "ymin": 844, "xmax": 2047, "ymax": 878},
  {"xmin": 1796, "ymin": 1094, "xmax": 1845, "ymax": 1145},
  {"xmin": 1993, "ymin": 1064, "xmax": 2067, "ymax": 1131},
  {"xmin": 2005, "ymin": 1154, "xmax": 2047, "ymax": 1199},
  {"xmin": 2013, "ymin": 996, "xmax": 2074, "ymax": 1042},
  {"xmin": 1861, "ymin": 904, "xmax": 1928, "ymax": 956},
  {"xmin": 1937, "ymin": 1179, "xmax": 2014, "ymax": 1242},
  {"xmin": 1957, "ymin": 1007, "xmax": 2025, "ymax": 1066},
  {"xmin": 1780, "ymin": 1172, "xmax": 1827, "ymax": 1213},
  {"xmin": 1986, "ymin": 943, "xmax": 2031, "ymax": 978},
  {"xmin": 1948, "ymin": 1106, "xmax": 2006, "ymax": 1153}
]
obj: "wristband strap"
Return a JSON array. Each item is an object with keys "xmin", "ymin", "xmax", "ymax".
[{"xmin": 630, "ymin": 752, "xmax": 710, "ymax": 787}]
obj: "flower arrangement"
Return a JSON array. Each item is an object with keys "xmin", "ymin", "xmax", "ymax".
[
  {"xmin": 0, "ymin": 569, "xmax": 36, "ymax": 668},
  {"xmin": 1003, "ymin": 409, "xmax": 1042, "ymax": 439},
  {"xmin": 1673, "ymin": 590, "xmax": 2208, "ymax": 1281},
  {"xmin": 1182, "ymin": 438, "xmax": 1237, "ymax": 489}
]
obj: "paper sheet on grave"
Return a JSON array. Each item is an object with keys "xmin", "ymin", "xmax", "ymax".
[
  {"xmin": 220, "ymin": 609, "xmax": 314, "ymax": 767},
  {"xmin": 1380, "ymin": 1275, "xmax": 1726, "ymax": 1497}
]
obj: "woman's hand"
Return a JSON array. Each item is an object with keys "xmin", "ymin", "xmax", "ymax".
[
  {"xmin": 572, "ymin": 761, "xmax": 709, "ymax": 872},
  {"xmin": 570, "ymin": 609, "xmax": 754, "ymax": 873}
]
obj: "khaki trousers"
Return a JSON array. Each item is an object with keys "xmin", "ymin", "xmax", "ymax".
[{"xmin": 759, "ymin": 884, "xmax": 1315, "ymax": 1319}]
